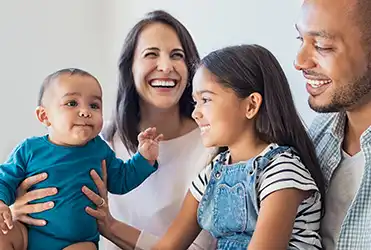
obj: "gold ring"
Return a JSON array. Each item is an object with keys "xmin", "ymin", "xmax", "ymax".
[{"xmin": 97, "ymin": 198, "xmax": 105, "ymax": 208}]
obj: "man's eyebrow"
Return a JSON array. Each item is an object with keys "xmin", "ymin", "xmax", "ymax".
[{"xmin": 295, "ymin": 24, "xmax": 336, "ymax": 40}]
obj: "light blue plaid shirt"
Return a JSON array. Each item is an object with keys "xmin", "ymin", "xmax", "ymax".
[{"xmin": 309, "ymin": 112, "xmax": 371, "ymax": 249}]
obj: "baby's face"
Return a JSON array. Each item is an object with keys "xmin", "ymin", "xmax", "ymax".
[{"xmin": 41, "ymin": 74, "xmax": 103, "ymax": 146}]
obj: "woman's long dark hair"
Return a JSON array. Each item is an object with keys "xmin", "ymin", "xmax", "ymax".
[
  {"xmin": 201, "ymin": 44, "xmax": 325, "ymax": 214},
  {"xmin": 103, "ymin": 10, "xmax": 200, "ymax": 153}
]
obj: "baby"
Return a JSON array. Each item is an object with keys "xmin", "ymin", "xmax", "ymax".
[{"xmin": 0, "ymin": 68, "xmax": 162, "ymax": 250}]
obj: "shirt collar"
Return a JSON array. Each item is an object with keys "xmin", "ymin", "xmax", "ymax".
[
  {"xmin": 328, "ymin": 111, "xmax": 371, "ymax": 146},
  {"xmin": 329, "ymin": 112, "xmax": 347, "ymax": 141}
]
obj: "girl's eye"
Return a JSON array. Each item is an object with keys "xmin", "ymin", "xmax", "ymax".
[{"xmin": 201, "ymin": 97, "xmax": 211, "ymax": 104}]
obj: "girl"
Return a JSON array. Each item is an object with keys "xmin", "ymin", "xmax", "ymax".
[{"xmin": 152, "ymin": 44, "xmax": 325, "ymax": 250}]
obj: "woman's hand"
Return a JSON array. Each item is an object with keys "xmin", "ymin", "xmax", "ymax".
[
  {"xmin": 11, "ymin": 173, "xmax": 57, "ymax": 226},
  {"xmin": 82, "ymin": 160, "xmax": 116, "ymax": 238}
]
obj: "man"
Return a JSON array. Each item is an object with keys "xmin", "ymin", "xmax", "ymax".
[{"xmin": 295, "ymin": 0, "xmax": 371, "ymax": 249}]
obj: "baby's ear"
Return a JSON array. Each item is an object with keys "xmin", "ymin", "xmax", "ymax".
[{"xmin": 35, "ymin": 106, "xmax": 51, "ymax": 126}]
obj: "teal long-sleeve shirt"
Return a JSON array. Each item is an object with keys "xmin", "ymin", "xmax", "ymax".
[{"xmin": 0, "ymin": 135, "xmax": 157, "ymax": 244}]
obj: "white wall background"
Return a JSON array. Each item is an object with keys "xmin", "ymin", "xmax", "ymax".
[
  {"xmin": 0, "ymin": 1, "xmax": 315, "ymax": 163},
  {"xmin": 0, "ymin": 1, "xmax": 112, "ymax": 160}
]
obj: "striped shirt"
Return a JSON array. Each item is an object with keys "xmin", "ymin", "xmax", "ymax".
[{"xmin": 190, "ymin": 144, "xmax": 322, "ymax": 249}]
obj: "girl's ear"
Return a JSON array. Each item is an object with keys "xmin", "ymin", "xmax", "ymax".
[
  {"xmin": 245, "ymin": 92, "xmax": 263, "ymax": 119},
  {"xmin": 35, "ymin": 106, "xmax": 51, "ymax": 126}
]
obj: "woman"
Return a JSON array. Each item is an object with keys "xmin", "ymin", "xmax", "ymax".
[{"xmin": 9, "ymin": 10, "xmax": 215, "ymax": 250}]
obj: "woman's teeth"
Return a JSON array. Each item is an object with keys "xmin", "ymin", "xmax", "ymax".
[
  {"xmin": 150, "ymin": 80, "xmax": 176, "ymax": 88},
  {"xmin": 307, "ymin": 79, "xmax": 332, "ymax": 88}
]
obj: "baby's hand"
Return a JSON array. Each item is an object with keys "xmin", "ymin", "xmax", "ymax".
[
  {"xmin": 138, "ymin": 127, "xmax": 163, "ymax": 165},
  {"xmin": 0, "ymin": 201, "xmax": 13, "ymax": 234}
]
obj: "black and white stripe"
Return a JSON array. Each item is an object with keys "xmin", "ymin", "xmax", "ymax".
[{"xmin": 189, "ymin": 144, "xmax": 322, "ymax": 249}]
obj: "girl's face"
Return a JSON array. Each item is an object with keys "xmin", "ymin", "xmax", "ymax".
[
  {"xmin": 192, "ymin": 66, "xmax": 253, "ymax": 148},
  {"xmin": 132, "ymin": 22, "xmax": 188, "ymax": 111}
]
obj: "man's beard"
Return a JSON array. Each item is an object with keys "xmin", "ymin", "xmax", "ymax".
[{"xmin": 310, "ymin": 64, "xmax": 371, "ymax": 113}]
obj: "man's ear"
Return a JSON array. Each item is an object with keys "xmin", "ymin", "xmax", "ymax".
[
  {"xmin": 35, "ymin": 106, "xmax": 51, "ymax": 126},
  {"xmin": 245, "ymin": 92, "xmax": 263, "ymax": 119}
]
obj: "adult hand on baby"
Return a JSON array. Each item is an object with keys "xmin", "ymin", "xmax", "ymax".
[
  {"xmin": 0, "ymin": 202, "xmax": 13, "ymax": 235},
  {"xmin": 11, "ymin": 173, "xmax": 57, "ymax": 226},
  {"xmin": 138, "ymin": 127, "xmax": 164, "ymax": 165},
  {"xmin": 83, "ymin": 160, "xmax": 116, "ymax": 239}
]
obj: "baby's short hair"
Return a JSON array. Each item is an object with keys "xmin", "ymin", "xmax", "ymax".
[{"xmin": 38, "ymin": 68, "xmax": 99, "ymax": 106}]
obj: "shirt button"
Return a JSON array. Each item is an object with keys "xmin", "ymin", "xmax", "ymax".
[
  {"xmin": 329, "ymin": 157, "xmax": 337, "ymax": 165},
  {"xmin": 215, "ymin": 171, "xmax": 221, "ymax": 179}
]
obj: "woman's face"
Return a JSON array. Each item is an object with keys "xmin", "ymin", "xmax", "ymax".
[{"xmin": 132, "ymin": 22, "xmax": 188, "ymax": 110}]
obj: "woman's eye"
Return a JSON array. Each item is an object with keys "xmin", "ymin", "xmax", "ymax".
[
  {"xmin": 144, "ymin": 52, "xmax": 157, "ymax": 58},
  {"xmin": 172, "ymin": 53, "xmax": 184, "ymax": 59}
]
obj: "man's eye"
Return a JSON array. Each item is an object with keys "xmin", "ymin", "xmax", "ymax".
[{"xmin": 315, "ymin": 45, "xmax": 333, "ymax": 53}]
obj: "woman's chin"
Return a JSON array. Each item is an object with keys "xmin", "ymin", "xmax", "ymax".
[{"xmin": 146, "ymin": 99, "xmax": 181, "ymax": 110}]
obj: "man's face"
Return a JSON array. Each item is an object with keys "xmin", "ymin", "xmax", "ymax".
[{"xmin": 295, "ymin": 0, "xmax": 371, "ymax": 112}]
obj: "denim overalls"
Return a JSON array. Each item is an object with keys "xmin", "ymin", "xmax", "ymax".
[{"xmin": 197, "ymin": 146, "xmax": 290, "ymax": 250}]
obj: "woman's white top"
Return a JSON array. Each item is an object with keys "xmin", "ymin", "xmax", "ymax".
[{"xmin": 101, "ymin": 128, "xmax": 216, "ymax": 250}]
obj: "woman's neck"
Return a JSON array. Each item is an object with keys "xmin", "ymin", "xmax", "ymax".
[{"xmin": 139, "ymin": 104, "xmax": 197, "ymax": 141}]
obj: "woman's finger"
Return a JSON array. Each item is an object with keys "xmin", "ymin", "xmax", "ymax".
[
  {"xmin": 82, "ymin": 186, "xmax": 104, "ymax": 206},
  {"xmin": 17, "ymin": 215, "xmax": 47, "ymax": 227},
  {"xmin": 17, "ymin": 173, "xmax": 48, "ymax": 196},
  {"xmin": 85, "ymin": 207, "xmax": 105, "ymax": 220},
  {"xmin": 89, "ymin": 170, "xmax": 107, "ymax": 199}
]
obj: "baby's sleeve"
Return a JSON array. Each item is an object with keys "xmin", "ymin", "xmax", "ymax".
[
  {"xmin": 0, "ymin": 140, "xmax": 28, "ymax": 205},
  {"xmin": 102, "ymin": 139, "xmax": 157, "ymax": 195}
]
